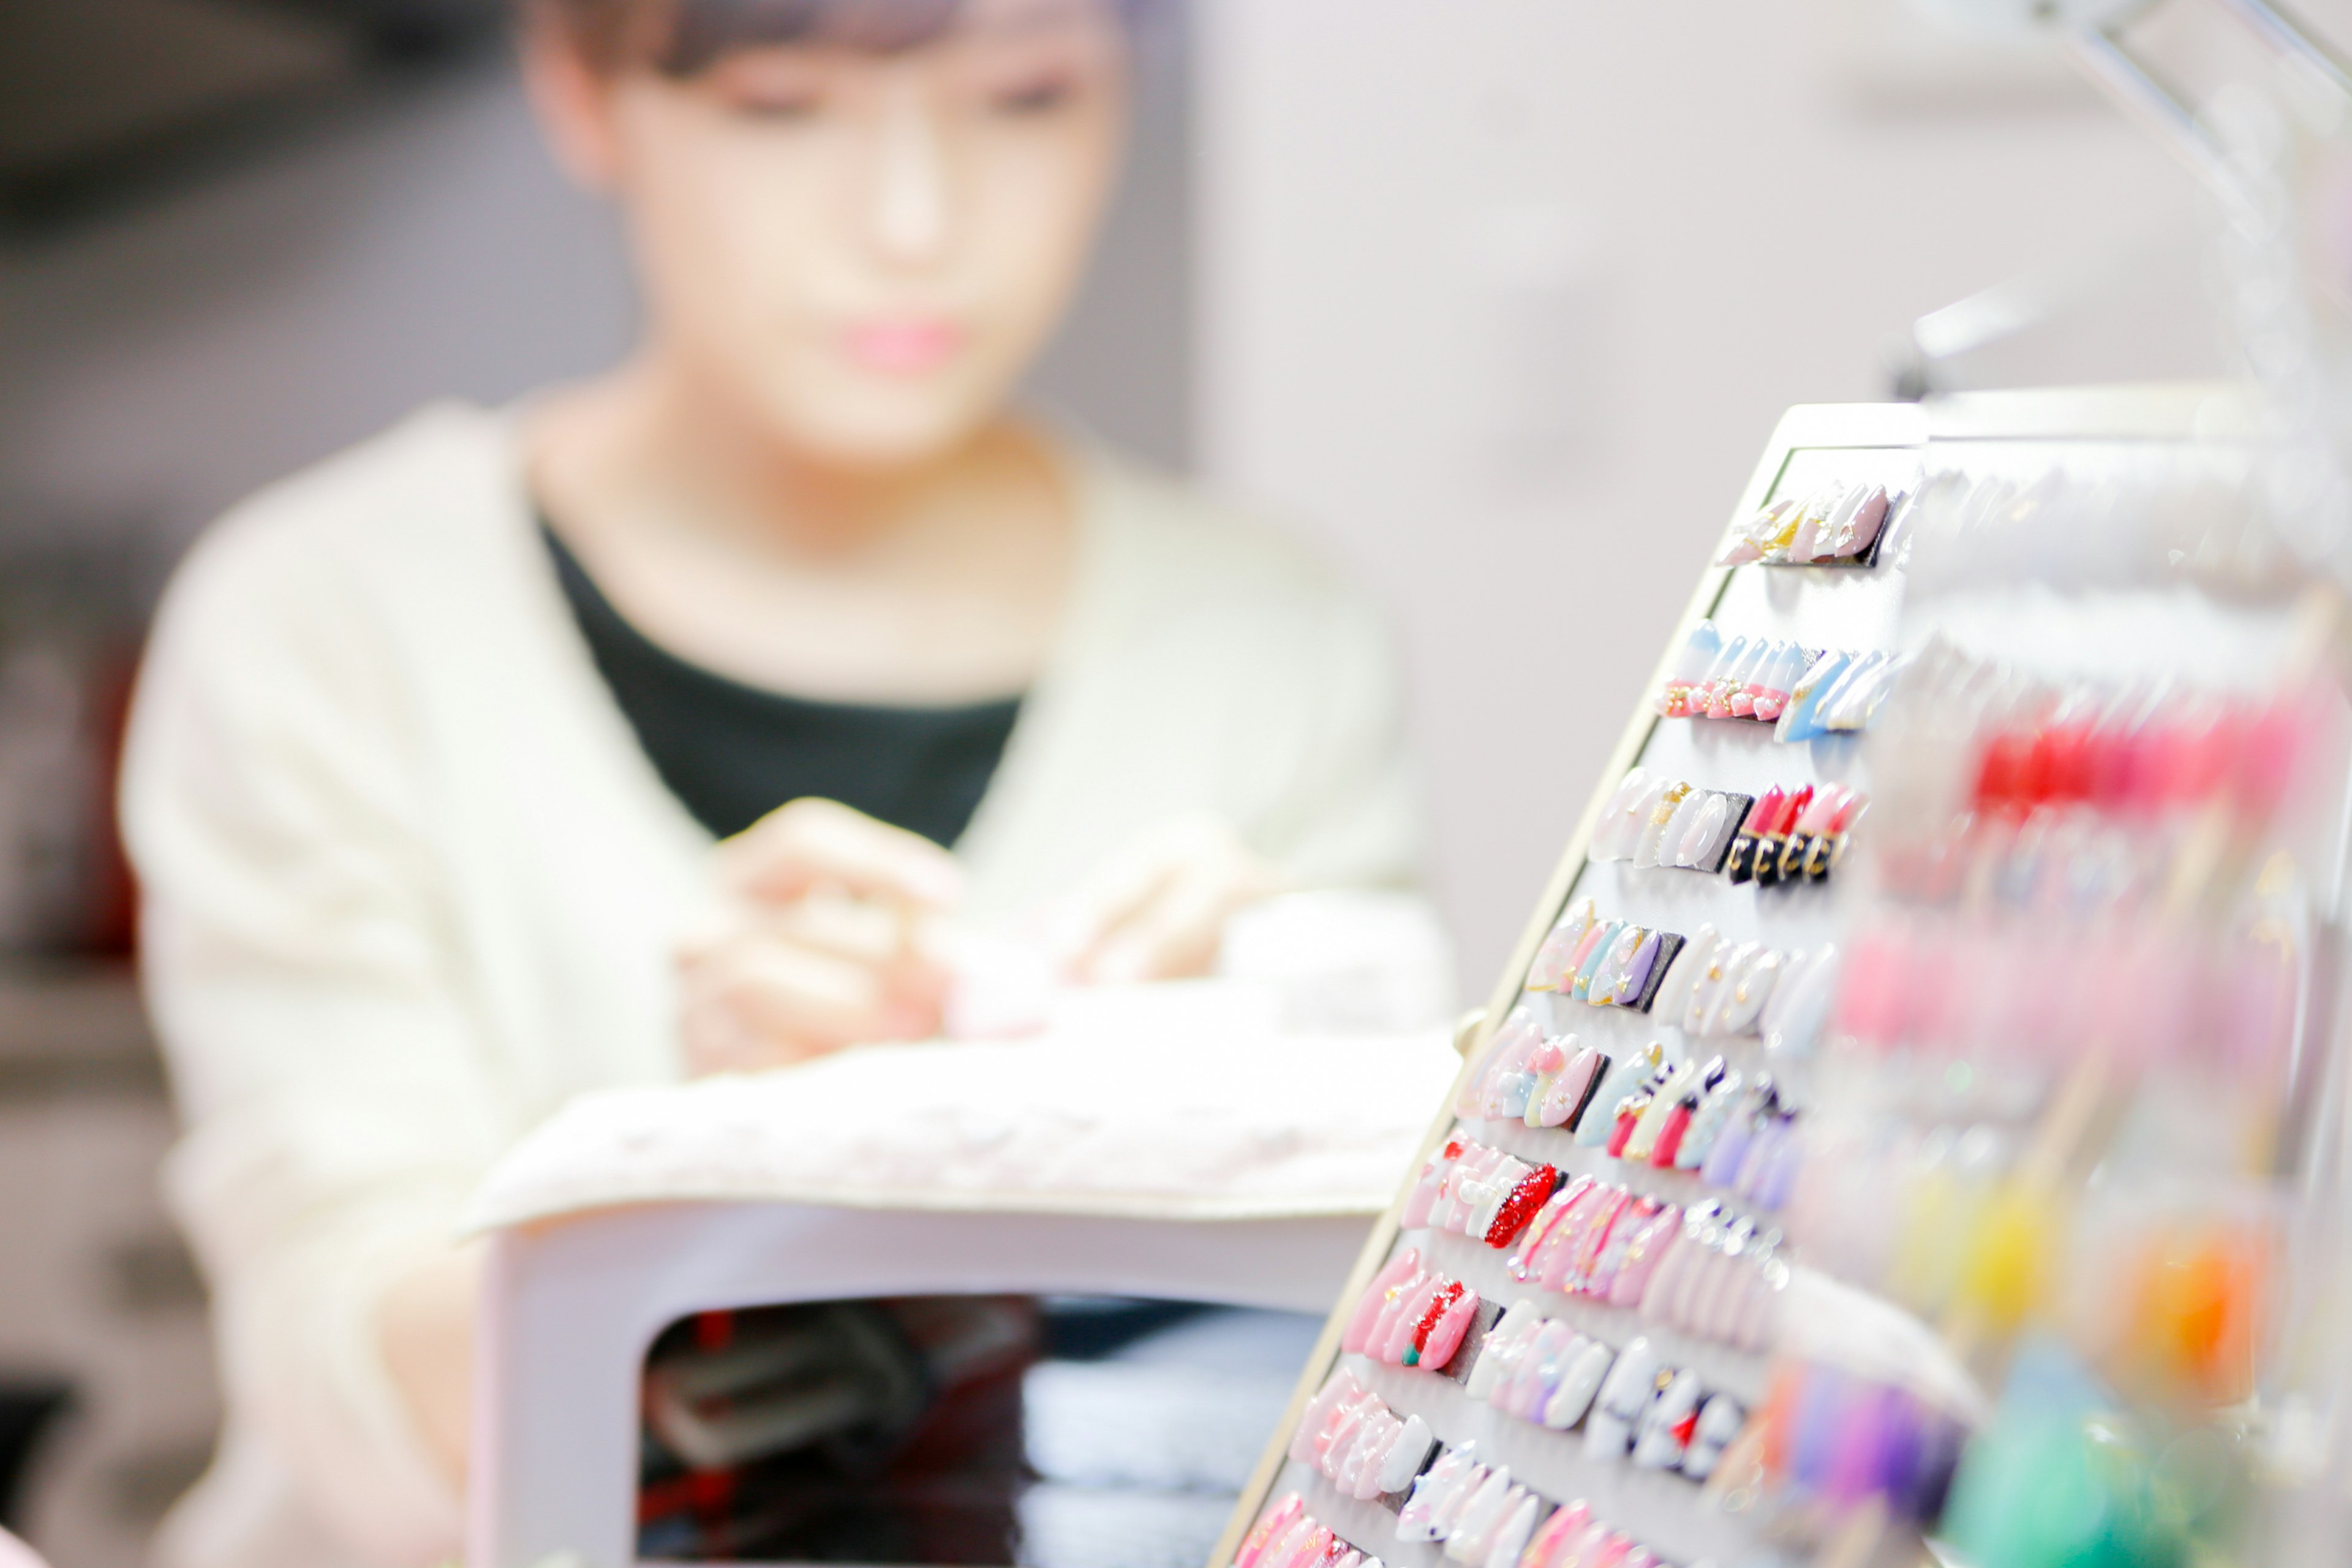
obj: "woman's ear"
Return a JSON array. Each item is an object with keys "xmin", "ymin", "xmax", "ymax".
[{"xmin": 520, "ymin": 14, "xmax": 624, "ymax": 191}]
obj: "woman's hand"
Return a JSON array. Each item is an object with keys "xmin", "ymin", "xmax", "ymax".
[
  {"xmin": 1042, "ymin": 812, "xmax": 1283, "ymax": 985},
  {"xmin": 380, "ymin": 1239, "xmax": 484, "ymax": 1488},
  {"xmin": 677, "ymin": 798, "xmax": 963, "ymax": 1074}
]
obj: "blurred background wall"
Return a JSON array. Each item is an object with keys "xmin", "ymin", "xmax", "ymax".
[{"xmin": 0, "ymin": 0, "xmax": 2267, "ymax": 1561}]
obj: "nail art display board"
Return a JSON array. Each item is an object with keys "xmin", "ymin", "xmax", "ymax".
[{"xmin": 1214, "ymin": 385, "xmax": 2352, "ymax": 1568}]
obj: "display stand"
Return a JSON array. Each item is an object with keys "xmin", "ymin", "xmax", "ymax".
[{"xmin": 1216, "ymin": 385, "xmax": 2348, "ymax": 1568}]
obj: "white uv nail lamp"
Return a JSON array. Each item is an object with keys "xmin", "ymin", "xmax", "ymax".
[{"xmin": 459, "ymin": 997, "xmax": 1464, "ymax": 1568}]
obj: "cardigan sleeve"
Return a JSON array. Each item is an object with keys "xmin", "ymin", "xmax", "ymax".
[
  {"xmin": 121, "ymin": 521, "xmax": 498, "ymax": 1567},
  {"xmin": 1247, "ymin": 580, "xmax": 1427, "ymax": 895}
]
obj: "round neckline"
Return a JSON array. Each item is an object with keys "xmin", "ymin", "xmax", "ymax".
[{"xmin": 535, "ymin": 514, "xmax": 1028, "ymax": 719}]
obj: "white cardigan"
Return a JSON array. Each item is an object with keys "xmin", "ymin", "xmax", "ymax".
[{"xmin": 118, "ymin": 404, "xmax": 1422, "ymax": 1568}]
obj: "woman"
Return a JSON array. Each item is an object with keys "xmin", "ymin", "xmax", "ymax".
[{"xmin": 120, "ymin": 1, "xmax": 1421, "ymax": 1564}]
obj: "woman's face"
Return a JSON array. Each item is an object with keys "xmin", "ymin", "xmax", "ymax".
[{"xmin": 538, "ymin": 0, "xmax": 1129, "ymax": 469}]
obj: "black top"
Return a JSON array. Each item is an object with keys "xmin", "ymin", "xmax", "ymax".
[{"xmin": 541, "ymin": 522, "xmax": 1023, "ymax": 846}]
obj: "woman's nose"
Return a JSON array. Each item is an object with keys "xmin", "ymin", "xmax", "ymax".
[{"xmin": 867, "ymin": 72, "xmax": 951, "ymax": 267}]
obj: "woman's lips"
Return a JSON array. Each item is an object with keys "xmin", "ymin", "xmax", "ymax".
[{"xmin": 842, "ymin": 318, "xmax": 965, "ymax": 375}]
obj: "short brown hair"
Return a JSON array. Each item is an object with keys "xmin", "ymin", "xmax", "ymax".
[{"xmin": 530, "ymin": 0, "xmax": 1116, "ymax": 77}]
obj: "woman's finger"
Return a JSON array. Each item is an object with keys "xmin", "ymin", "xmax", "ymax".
[
  {"xmin": 1038, "ymin": 812, "xmax": 1223, "ymax": 970},
  {"xmin": 717, "ymin": 797, "xmax": 965, "ymax": 911},
  {"xmin": 1084, "ymin": 847, "xmax": 1278, "ymax": 984},
  {"xmin": 677, "ymin": 931, "xmax": 941, "ymax": 1075}
]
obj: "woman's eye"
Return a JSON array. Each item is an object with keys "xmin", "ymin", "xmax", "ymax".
[
  {"xmin": 740, "ymin": 96, "xmax": 822, "ymax": 119},
  {"xmin": 987, "ymin": 75, "xmax": 1077, "ymax": 115},
  {"xmin": 726, "ymin": 86, "xmax": 826, "ymax": 119},
  {"xmin": 706, "ymin": 58, "xmax": 831, "ymax": 120}
]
